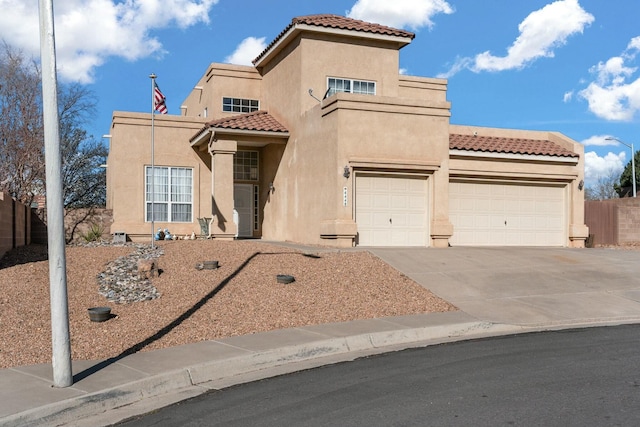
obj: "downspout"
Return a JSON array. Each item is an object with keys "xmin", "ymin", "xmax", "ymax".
[{"xmin": 207, "ymin": 131, "xmax": 217, "ymax": 221}]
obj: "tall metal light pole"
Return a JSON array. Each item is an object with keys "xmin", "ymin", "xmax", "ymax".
[
  {"xmin": 606, "ymin": 137, "xmax": 636, "ymax": 197},
  {"xmin": 38, "ymin": 0, "xmax": 73, "ymax": 387}
]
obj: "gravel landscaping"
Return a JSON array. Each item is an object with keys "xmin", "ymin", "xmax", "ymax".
[{"xmin": 0, "ymin": 240, "xmax": 457, "ymax": 369}]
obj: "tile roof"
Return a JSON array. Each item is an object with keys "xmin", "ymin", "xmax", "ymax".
[
  {"xmin": 292, "ymin": 14, "xmax": 415, "ymax": 39},
  {"xmin": 449, "ymin": 134, "xmax": 579, "ymax": 158},
  {"xmin": 204, "ymin": 111, "xmax": 288, "ymax": 133},
  {"xmin": 254, "ymin": 14, "xmax": 415, "ymax": 64}
]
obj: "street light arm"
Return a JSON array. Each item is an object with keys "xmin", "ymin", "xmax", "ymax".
[
  {"xmin": 605, "ymin": 136, "xmax": 632, "ymax": 150},
  {"xmin": 606, "ymin": 136, "xmax": 637, "ymax": 197}
]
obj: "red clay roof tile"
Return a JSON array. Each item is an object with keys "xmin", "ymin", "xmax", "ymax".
[
  {"xmin": 205, "ymin": 111, "xmax": 288, "ymax": 133},
  {"xmin": 254, "ymin": 14, "xmax": 414, "ymax": 65},
  {"xmin": 449, "ymin": 134, "xmax": 578, "ymax": 158},
  {"xmin": 292, "ymin": 14, "xmax": 415, "ymax": 39}
]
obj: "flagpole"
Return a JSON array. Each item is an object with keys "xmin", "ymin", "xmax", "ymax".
[{"xmin": 149, "ymin": 73, "xmax": 156, "ymax": 249}]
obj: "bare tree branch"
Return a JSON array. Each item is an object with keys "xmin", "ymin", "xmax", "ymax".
[
  {"xmin": 0, "ymin": 42, "xmax": 105, "ymax": 213},
  {"xmin": 585, "ymin": 171, "xmax": 620, "ymax": 200}
]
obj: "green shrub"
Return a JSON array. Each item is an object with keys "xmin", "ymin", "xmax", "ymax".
[{"xmin": 82, "ymin": 222, "xmax": 104, "ymax": 242}]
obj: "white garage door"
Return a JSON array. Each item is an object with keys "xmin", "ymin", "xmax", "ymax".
[
  {"xmin": 356, "ymin": 174, "xmax": 428, "ymax": 246},
  {"xmin": 449, "ymin": 181, "xmax": 565, "ymax": 246}
]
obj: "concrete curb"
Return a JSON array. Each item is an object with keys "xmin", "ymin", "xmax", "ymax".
[
  {"xmin": 1, "ymin": 321, "xmax": 520, "ymax": 427},
  {"xmin": 6, "ymin": 317, "xmax": 639, "ymax": 427}
]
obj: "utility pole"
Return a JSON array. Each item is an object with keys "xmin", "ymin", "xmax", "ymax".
[{"xmin": 39, "ymin": 0, "xmax": 73, "ymax": 387}]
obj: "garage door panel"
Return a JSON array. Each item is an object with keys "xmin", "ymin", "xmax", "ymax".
[
  {"xmin": 390, "ymin": 194, "xmax": 408, "ymax": 208},
  {"xmin": 455, "ymin": 215, "xmax": 478, "ymax": 228},
  {"xmin": 491, "ymin": 199, "xmax": 506, "ymax": 211},
  {"xmin": 372, "ymin": 212, "xmax": 390, "ymax": 225},
  {"xmin": 356, "ymin": 175, "xmax": 428, "ymax": 247},
  {"xmin": 450, "ymin": 182, "xmax": 565, "ymax": 246},
  {"xmin": 407, "ymin": 213, "xmax": 425, "ymax": 227},
  {"xmin": 358, "ymin": 193, "xmax": 373, "ymax": 208},
  {"xmin": 408, "ymin": 197, "xmax": 427, "ymax": 209},
  {"xmin": 392, "ymin": 214, "xmax": 408, "ymax": 227},
  {"xmin": 517, "ymin": 216, "xmax": 536, "ymax": 229},
  {"xmin": 372, "ymin": 195, "xmax": 390, "ymax": 208},
  {"xmin": 475, "ymin": 215, "xmax": 491, "ymax": 228}
]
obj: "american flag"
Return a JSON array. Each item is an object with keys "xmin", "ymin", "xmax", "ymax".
[{"xmin": 153, "ymin": 81, "xmax": 168, "ymax": 114}]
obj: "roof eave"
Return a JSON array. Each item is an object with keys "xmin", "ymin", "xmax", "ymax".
[
  {"xmin": 449, "ymin": 149, "xmax": 579, "ymax": 165},
  {"xmin": 253, "ymin": 23, "xmax": 413, "ymax": 68},
  {"xmin": 190, "ymin": 126, "xmax": 290, "ymax": 148},
  {"xmin": 211, "ymin": 128, "xmax": 290, "ymax": 139},
  {"xmin": 190, "ymin": 128, "xmax": 211, "ymax": 147}
]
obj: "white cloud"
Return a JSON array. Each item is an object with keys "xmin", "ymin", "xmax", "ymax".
[
  {"xmin": 347, "ymin": 0, "xmax": 454, "ymax": 30},
  {"xmin": 442, "ymin": 0, "xmax": 593, "ymax": 77},
  {"xmin": 584, "ymin": 150, "xmax": 625, "ymax": 186},
  {"xmin": 224, "ymin": 37, "xmax": 267, "ymax": 66},
  {"xmin": 628, "ymin": 36, "xmax": 640, "ymax": 52},
  {"xmin": 578, "ymin": 36, "xmax": 640, "ymax": 121},
  {"xmin": 582, "ymin": 135, "xmax": 617, "ymax": 147},
  {"xmin": 563, "ymin": 91, "xmax": 573, "ymax": 102},
  {"xmin": 0, "ymin": 0, "xmax": 219, "ymax": 83}
]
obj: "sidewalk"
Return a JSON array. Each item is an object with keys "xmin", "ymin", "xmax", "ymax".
[{"xmin": 2, "ymin": 246, "xmax": 640, "ymax": 426}]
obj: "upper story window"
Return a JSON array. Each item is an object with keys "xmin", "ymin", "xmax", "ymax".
[
  {"xmin": 234, "ymin": 151, "xmax": 259, "ymax": 181},
  {"xmin": 223, "ymin": 97, "xmax": 259, "ymax": 113},
  {"xmin": 327, "ymin": 77, "xmax": 376, "ymax": 97}
]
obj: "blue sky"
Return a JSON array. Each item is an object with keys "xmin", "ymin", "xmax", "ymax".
[{"xmin": 1, "ymin": 0, "xmax": 639, "ymax": 189}]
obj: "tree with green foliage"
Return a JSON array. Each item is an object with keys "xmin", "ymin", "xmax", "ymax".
[{"xmin": 614, "ymin": 150, "xmax": 640, "ymax": 198}]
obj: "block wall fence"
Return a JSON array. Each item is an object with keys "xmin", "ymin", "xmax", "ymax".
[
  {"xmin": 0, "ymin": 191, "xmax": 113, "ymax": 261},
  {"xmin": 585, "ymin": 198, "xmax": 640, "ymax": 246}
]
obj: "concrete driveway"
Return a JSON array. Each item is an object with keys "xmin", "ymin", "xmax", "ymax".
[{"xmin": 370, "ymin": 247, "xmax": 640, "ymax": 327}]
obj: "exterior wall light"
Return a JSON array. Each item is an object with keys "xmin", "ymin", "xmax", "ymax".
[
  {"xmin": 578, "ymin": 180, "xmax": 584, "ymax": 191},
  {"xmin": 269, "ymin": 182, "xmax": 274, "ymax": 193},
  {"xmin": 343, "ymin": 165, "xmax": 350, "ymax": 178}
]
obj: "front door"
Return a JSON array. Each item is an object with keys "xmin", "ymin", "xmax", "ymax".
[{"xmin": 234, "ymin": 184, "xmax": 253, "ymax": 238}]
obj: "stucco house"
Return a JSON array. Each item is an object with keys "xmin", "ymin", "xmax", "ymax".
[{"xmin": 106, "ymin": 14, "xmax": 589, "ymax": 248}]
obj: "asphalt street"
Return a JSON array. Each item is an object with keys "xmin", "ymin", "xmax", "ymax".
[{"xmin": 115, "ymin": 324, "xmax": 640, "ymax": 427}]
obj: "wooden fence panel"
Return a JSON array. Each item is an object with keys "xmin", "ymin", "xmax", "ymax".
[
  {"xmin": 585, "ymin": 200, "xmax": 618, "ymax": 245},
  {"xmin": 0, "ymin": 192, "xmax": 32, "ymax": 260}
]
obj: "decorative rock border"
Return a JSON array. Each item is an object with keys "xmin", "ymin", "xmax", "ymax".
[{"xmin": 96, "ymin": 244, "xmax": 164, "ymax": 304}]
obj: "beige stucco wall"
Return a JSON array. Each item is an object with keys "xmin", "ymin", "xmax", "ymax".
[
  {"xmin": 260, "ymin": 100, "xmax": 340, "ymax": 245},
  {"xmin": 334, "ymin": 93, "xmax": 453, "ymax": 246},
  {"xmin": 260, "ymin": 92, "xmax": 452, "ymax": 247},
  {"xmin": 398, "ymin": 76, "xmax": 448, "ymax": 102},
  {"xmin": 181, "ymin": 64, "xmax": 262, "ymax": 120},
  {"xmin": 107, "ymin": 112, "xmax": 208, "ymax": 240},
  {"xmin": 259, "ymin": 33, "xmax": 403, "ymax": 123},
  {"xmin": 255, "ymin": 30, "xmax": 453, "ymax": 247}
]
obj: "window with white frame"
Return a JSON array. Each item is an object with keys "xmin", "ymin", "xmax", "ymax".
[
  {"xmin": 222, "ymin": 97, "xmax": 259, "ymax": 113},
  {"xmin": 145, "ymin": 166, "xmax": 193, "ymax": 222},
  {"xmin": 327, "ymin": 77, "xmax": 376, "ymax": 97},
  {"xmin": 234, "ymin": 151, "xmax": 259, "ymax": 181}
]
